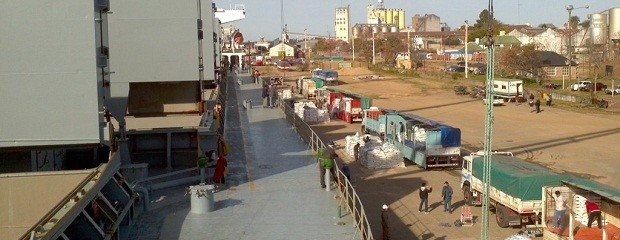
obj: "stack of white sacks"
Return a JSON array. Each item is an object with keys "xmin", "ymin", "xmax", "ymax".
[
  {"xmin": 344, "ymin": 132, "xmax": 364, "ymax": 157},
  {"xmin": 413, "ymin": 126, "xmax": 427, "ymax": 142},
  {"xmin": 573, "ymin": 195, "xmax": 604, "ymax": 227},
  {"xmin": 293, "ymin": 101, "xmax": 330, "ymax": 123},
  {"xmin": 345, "ymin": 133, "xmax": 405, "ymax": 169},
  {"xmin": 280, "ymin": 89, "xmax": 292, "ymax": 100}
]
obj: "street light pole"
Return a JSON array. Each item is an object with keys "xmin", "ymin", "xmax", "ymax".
[
  {"xmin": 372, "ymin": 31, "xmax": 376, "ymax": 65},
  {"xmin": 465, "ymin": 20, "xmax": 469, "ymax": 79},
  {"xmin": 304, "ymin": 28, "xmax": 307, "ymax": 51},
  {"xmin": 352, "ymin": 38, "xmax": 355, "ymax": 62},
  {"xmin": 566, "ymin": 4, "xmax": 588, "ymax": 84}
]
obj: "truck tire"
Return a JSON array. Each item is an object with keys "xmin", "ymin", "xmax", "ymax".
[
  {"xmin": 495, "ymin": 205, "xmax": 510, "ymax": 228},
  {"xmin": 463, "ymin": 186, "xmax": 473, "ymax": 206}
]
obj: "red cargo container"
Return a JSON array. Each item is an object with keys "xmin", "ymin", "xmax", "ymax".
[{"xmin": 330, "ymin": 92, "xmax": 364, "ymax": 123}]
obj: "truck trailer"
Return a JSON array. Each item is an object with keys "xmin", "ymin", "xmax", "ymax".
[
  {"xmin": 493, "ymin": 78, "xmax": 523, "ymax": 101},
  {"xmin": 361, "ymin": 109, "xmax": 461, "ymax": 168},
  {"xmin": 461, "ymin": 151, "xmax": 569, "ymax": 229}
]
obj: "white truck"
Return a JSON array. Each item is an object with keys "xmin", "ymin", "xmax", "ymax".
[
  {"xmin": 461, "ymin": 151, "xmax": 569, "ymax": 229},
  {"xmin": 493, "ymin": 79, "xmax": 523, "ymax": 101}
]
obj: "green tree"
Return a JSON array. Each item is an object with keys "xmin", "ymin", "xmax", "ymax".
[
  {"xmin": 470, "ymin": 9, "xmax": 505, "ymax": 41},
  {"xmin": 377, "ymin": 35, "xmax": 406, "ymax": 65},
  {"xmin": 473, "ymin": 9, "xmax": 492, "ymax": 29},
  {"xmin": 569, "ymin": 16, "xmax": 580, "ymax": 30},
  {"xmin": 352, "ymin": 37, "xmax": 373, "ymax": 63},
  {"xmin": 496, "ymin": 43, "xmax": 545, "ymax": 83}
]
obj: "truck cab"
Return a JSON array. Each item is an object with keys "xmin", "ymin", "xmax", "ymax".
[{"xmin": 461, "ymin": 151, "xmax": 514, "ymax": 205}]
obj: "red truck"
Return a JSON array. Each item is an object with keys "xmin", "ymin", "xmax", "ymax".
[{"xmin": 329, "ymin": 92, "xmax": 362, "ymax": 124}]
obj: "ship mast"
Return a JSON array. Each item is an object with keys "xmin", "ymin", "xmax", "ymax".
[{"xmin": 481, "ymin": 0, "xmax": 495, "ymax": 239}]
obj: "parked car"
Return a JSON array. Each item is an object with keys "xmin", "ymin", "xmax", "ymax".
[
  {"xmin": 473, "ymin": 65, "xmax": 487, "ymax": 75},
  {"xmin": 580, "ymin": 82, "xmax": 607, "ymax": 92},
  {"xmin": 605, "ymin": 86, "xmax": 620, "ymax": 94},
  {"xmin": 569, "ymin": 80, "xmax": 592, "ymax": 91},
  {"xmin": 446, "ymin": 65, "xmax": 466, "ymax": 72},
  {"xmin": 542, "ymin": 83, "xmax": 560, "ymax": 89}
]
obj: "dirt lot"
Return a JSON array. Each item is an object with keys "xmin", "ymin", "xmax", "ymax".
[
  {"xmin": 260, "ymin": 65, "xmax": 620, "ymax": 239},
  {"xmin": 262, "ymin": 65, "xmax": 620, "ymax": 187}
]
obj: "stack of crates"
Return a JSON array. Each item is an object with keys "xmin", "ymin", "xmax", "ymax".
[{"xmin": 461, "ymin": 206, "xmax": 473, "ymax": 226}]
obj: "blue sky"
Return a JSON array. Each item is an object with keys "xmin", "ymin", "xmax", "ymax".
[{"xmin": 214, "ymin": 0, "xmax": 618, "ymax": 42}]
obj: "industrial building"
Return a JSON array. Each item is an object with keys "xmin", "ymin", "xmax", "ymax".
[
  {"xmin": 335, "ymin": 6, "xmax": 351, "ymax": 42},
  {"xmin": 588, "ymin": 7, "xmax": 620, "ymax": 59}
]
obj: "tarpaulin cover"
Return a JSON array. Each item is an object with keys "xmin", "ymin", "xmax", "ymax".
[
  {"xmin": 562, "ymin": 179, "xmax": 620, "ymax": 204},
  {"xmin": 439, "ymin": 126, "xmax": 461, "ymax": 147},
  {"xmin": 472, "ymin": 155, "xmax": 569, "ymax": 201},
  {"xmin": 327, "ymin": 88, "xmax": 372, "ymax": 109},
  {"xmin": 312, "ymin": 77, "xmax": 324, "ymax": 88}
]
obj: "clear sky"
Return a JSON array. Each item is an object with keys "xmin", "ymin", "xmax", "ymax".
[{"xmin": 213, "ymin": 0, "xmax": 618, "ymax": 42}]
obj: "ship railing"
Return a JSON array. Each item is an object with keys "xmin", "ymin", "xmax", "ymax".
[{"xmin": 281, "ymin": 100, "xmax": 374, "ymax": 240}]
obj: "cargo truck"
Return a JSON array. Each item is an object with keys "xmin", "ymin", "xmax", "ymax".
[
  {"xmin": 361, "ymin": 108, "xmax": 461, "ymax": 168},
  {"xmin": 312, "ymin": 69, "xmax": 339, "ymax": 86},
  {"xmin": 461, "ymin": 151, "xmax": 569, "ymax": 229}
]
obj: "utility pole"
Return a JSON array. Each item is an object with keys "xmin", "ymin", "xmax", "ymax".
[
  {"xmin": 465, "ymin": 20, "xmax": 469, "ymax": 79},
  {"xmin": 407, "ymin": 29, "xmax": 411, "ymax": 68},
  {"xmin": 566, "ymin": 4, "xmax": 589, "ymax": 84},
  {"xmin": 372, "ymin": 31, "xmax": 376, "ymax": 65},
  {"xmin": 304, "ymin": 28, "xmax": 307, "ymax": 51},
  {"xmin": 352, "ymin": 37, "xmax": 355, "ymax": 62}
]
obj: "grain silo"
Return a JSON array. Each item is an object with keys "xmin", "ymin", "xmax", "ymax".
[
  {"xmin": 590, "ymin": 13, "xmax": 608, "ymax": 45},
  {"xmin": 377, "ymin": 10, "xmax": 386, "ymax": 24},
  {"xmin": 386, "ymin": 9, "xmax": 394, "ymax": 24},
  {"xmin": 352, "ymin": 26, "xmax": 361, "ymax": 39},
  {"xmin": 372, "ymin": 25, "xmax": 380, "ymax": 34},
  {"xmin": 381, "ymin": 25, "xmax": 390, "ymax": 33},
  {"xmin": 398, "ymin": 9, "xmax": 406, "ymax": 30},
  {"xmin": 362, "ymin": 25, "xmax": 372, "ymax": 35},
  {"xmin": 609, "ymin": 8, "xmax": 620, "ymax": 42}
]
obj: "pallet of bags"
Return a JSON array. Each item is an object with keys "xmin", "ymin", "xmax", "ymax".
[
  {"xmin": 294, "ymin": 101, "xmax": 316, "ymax": 119},
  {"xmin": 360, "ymin": 138, "xmax": 405, "ymax": 169},
  {"xmin": 303, "ymin": 108, "xmax": 319, "ymax": 122},
  {"xmin": 281, "ymin": 89, "xmax": 292, "ymax": 100},
  {"xmin": 344, "ymin": 133, "xmax": 362, "ymax": 157},
  {"xmin": 413, "ymin": 126, "xmax": 427, "ymax": 142},
  {"xmin": 317, "ymin": 109, "xmax": 330, "ymax": 123}
]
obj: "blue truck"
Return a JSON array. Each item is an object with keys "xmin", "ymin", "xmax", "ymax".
[
  {"xmin": 361, "ymin": 108, "xmax": 461, "ymax": 169},
  {"xmin": 311, "ymin": 69, "xmax": 339, "ymax": 86}
]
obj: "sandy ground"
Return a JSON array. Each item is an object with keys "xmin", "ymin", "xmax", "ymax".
[
  {"xmin": 261, "ymin": 65, "xmax": 620, "ymax": 239},
  {"xmin": 265, "ymin": 65, "xmax": 619, "ymax": 186}
]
